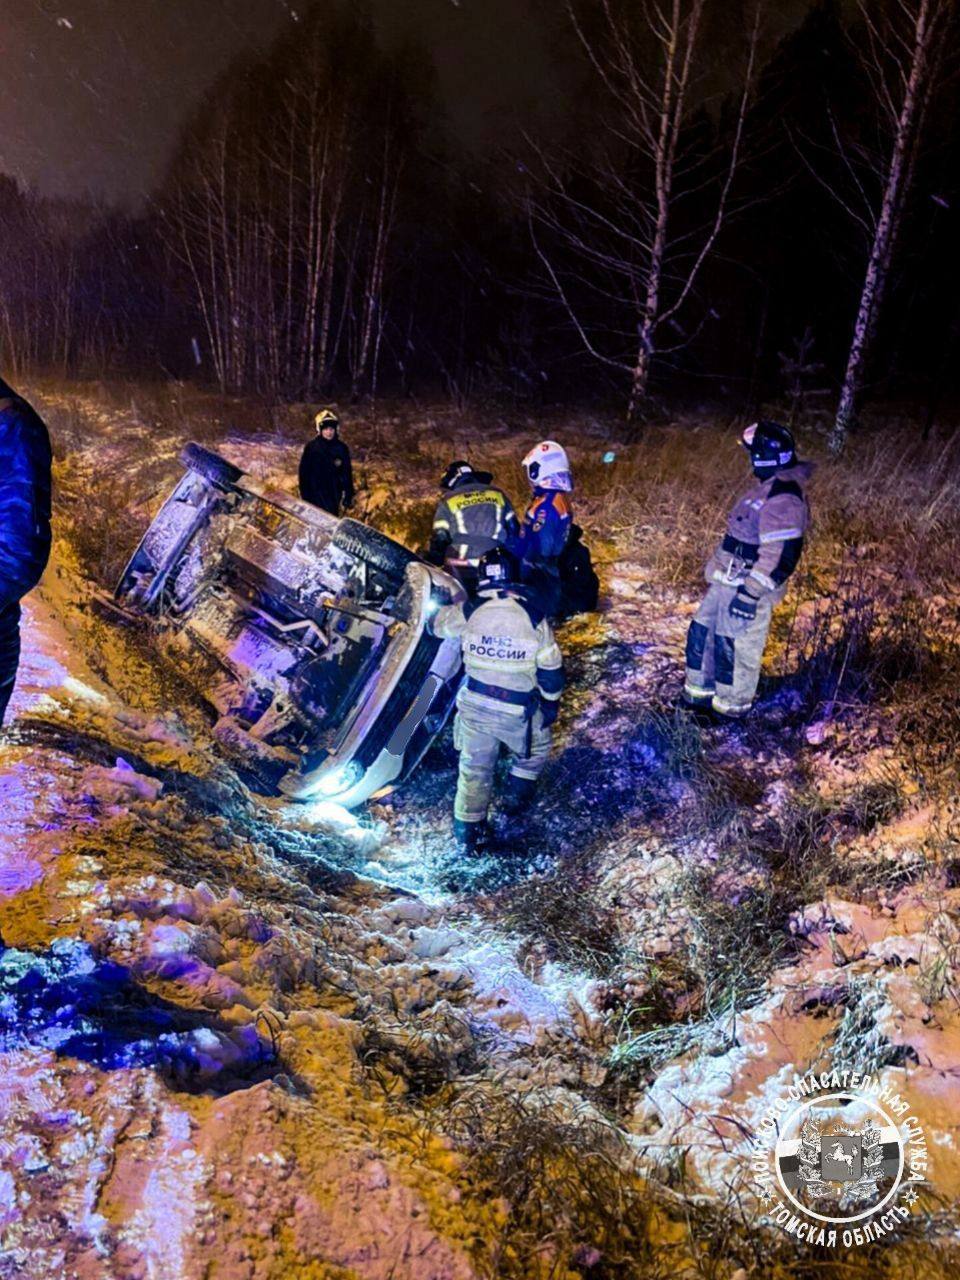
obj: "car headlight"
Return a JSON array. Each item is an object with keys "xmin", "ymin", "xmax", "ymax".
[{"xmin": 313, "ymin": 761, "xmax": 363, "ymax": 798}]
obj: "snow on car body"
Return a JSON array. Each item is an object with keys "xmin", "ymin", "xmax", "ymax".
[{"xmin": 114, "ymin": 444, "xmax": 463, "ymax": 807}]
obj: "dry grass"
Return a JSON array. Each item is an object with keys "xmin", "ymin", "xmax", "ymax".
[
  {"xmin": 503, "ymin": 874, "xmax": 625, "ymax": 978},
  {"xmin": 421, "ymin": 1083, "xmax": 670, "ymax": 1279},
  {"xmin": 23, "ymin": 378, "xmax": 960, "ymax": 1272},
  {"xmin": 417, "ymin": 1078, "xmax": 960, "ymax": 1279},
  {"xmin": 568, "ymin": 415, "xmax": 960, "ymax": 603}
]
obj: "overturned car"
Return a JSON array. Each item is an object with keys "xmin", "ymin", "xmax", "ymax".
[{"xmin": 112, "ymin": 444, "xmax": 463, "ymax": 807}]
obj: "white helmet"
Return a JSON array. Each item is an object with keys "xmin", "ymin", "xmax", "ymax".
[{"xmin": 522, "ymin": 440, "xmax": 572, "ymax": 492}]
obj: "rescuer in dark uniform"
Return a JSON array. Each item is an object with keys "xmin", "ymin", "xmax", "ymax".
[
  {"xmin": 517, "ymin": 440, "xmax": 574, "ymax": 618},
  {"xmin": 0, "ymin": 377, "xmax": 52, "ymax": 728},
  {"xmin": 427, "ymin": 460, "xmax": 518, "ymax": 596},
  {"xmin": 298, "ymin": 408, "xmax": 355, "ymax": 516}
]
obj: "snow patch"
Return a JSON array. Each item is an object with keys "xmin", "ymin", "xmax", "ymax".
[{"xmin": 459, "ymin": 943, "xmax": 570, "ymax": 1044}]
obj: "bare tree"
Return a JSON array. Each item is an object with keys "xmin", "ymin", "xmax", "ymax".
[
  {"xmin": 158, "ymin": 6, "xmax": 413, "ymax": 400},
  {"xmin": 830, "ymin": 0, "xmax": 957, "ymax": 452},
  {"xmin": 529, "ymin": 0, "xmax": 763, "ymax": 419},
  {"xmin": 0, "ymin": 178, "xmax": 124, "ymax": 376},
  {"xmin": 346, "ymin": 122, "xmax": 404, "ymax": 400}
]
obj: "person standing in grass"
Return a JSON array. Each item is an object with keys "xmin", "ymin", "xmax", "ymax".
[
  {"xmin": 683, "ymin": 421, "xmax": 813, "ymax": 720},
  {"xmin": 427, "ymin": 460, "xmax": 518, "ymax": 597},
  {"xmin": 298, "ymin": 407, "xmax": 355, "ymax": 516},
  {"xmin": 430, "ymin": 547, "xmax": 564, "ymax": 853},
  {"xmin": 0, "ymin": 377, "xmax": 52, "ymax": 728},
  {"xmin": 517, "ymin": 440, "xmax": 574, "ymax": 617}
]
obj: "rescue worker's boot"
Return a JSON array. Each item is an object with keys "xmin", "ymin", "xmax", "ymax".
[
  {"xmin": 501, "ymin": 773, "xmax": 537, "ymax": 816},
  {"xmin": 453, "ymin": 817, "xmax": 486, "ymax": 854},
  {"xmin": 677, "ymin": 694, "xmax": 715, "ymax": 726},
  {"xmin": 710, "ymin": 702, "xmax": 751, "ymax": 725}
]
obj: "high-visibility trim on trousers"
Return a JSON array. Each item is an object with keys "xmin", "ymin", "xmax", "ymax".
[
  {"xmin": 683, "ymin": 582, "xmax": 773, "ymax": 716},
  {"xmin": 453, "ymin": 698, "xmax": 552, "ymax": 823}
]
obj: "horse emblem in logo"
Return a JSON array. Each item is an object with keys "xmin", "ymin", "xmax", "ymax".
[
  {"xmin": 795, "ymin": 1115, "xmax": 885, "ymax": 1209},
  {"xmin": 753, "ymin": 1072, "xmax": 930, "ymax": 1247},
  {"xmin": 825, "ymin": 1137, "xmax": 859, "ymax": 1177}
]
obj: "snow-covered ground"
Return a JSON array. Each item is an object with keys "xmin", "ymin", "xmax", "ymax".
[{"xmin": 1, "ymin": 380, "xmax": 959, "ymax": 1278}]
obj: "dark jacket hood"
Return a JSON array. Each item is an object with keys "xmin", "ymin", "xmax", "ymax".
[
  {"xmin": 777, "ymin": 459, "xmax": 816, "ymax": 485},
  {"xmin": 452, "ymin": 470, "xmax": 493, "ymax": 488}
]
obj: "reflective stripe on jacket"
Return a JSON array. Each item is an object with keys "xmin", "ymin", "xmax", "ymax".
[
  {"xmin": 705, "ymin": 461, "xmax": 814, "ymax": 599},
  {"xmin": 432, "ymin": 587, "xmax": 563, "ymax": 716},
  {"xmin": 431, "ymin": 481, "xmax": 518, "ymax": 563}
]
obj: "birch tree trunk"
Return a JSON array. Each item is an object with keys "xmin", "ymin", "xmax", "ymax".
[
  {"xmin": 627, "ymin": 1, "xmax": 691, "ymax": 416},
  {"xmin": 536, "ymin": 0, "xmax": 756, "ymax": 422},
  {"xmin": 831, "ymin": 0, "xmax": 950, "ymax": 452}
]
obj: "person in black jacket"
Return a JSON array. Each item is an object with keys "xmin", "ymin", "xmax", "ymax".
[
  {"xmin": 298, "ymin": 408, "xmax": 355, "ymax": 516},
  {"xmin": 426, "ymin": 460, "xmax": 518, "ymax": 596},
  {"xmin": 0, "ymin": 377, "xmax": 52, "ymax": 728}
]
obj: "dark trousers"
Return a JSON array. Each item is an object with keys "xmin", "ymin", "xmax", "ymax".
[
  {"xmin": 301, "ymin": 485, "xmax": 344, "ymax": 517},
  {"xmin": 520, "ymin": 561, "xmax": 561, "ymax": 619},
  {"xmin": 0, "ymin": 603, "xmax": 21, "ymax": 728}
]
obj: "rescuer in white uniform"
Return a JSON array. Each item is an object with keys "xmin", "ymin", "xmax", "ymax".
[
  {"xmin": 683, "ymin": 420, "xmax": 813, "ymax": 718},
  {"xmin": 430, "ymin": 547, "xmax": 564, "ymax": 851}
]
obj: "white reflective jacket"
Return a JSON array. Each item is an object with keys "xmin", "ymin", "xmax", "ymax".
[
  {"xmin": 432, "ymin": 587, "xmax": 564, "ymax": 716},
  {"xmin": 706, "ymin": 461, "xmax": 814, "ymax": 599}
]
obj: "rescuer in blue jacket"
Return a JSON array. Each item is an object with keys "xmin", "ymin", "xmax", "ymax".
[
  {"xmin": 516, "ymin": 440, "xmax": 573, "ymax": 617},
  {"xmin": 0, "ymin": 377, "xmax": 52, "ymax": 727}
]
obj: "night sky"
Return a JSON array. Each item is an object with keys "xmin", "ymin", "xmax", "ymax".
[{"xmin": 0, "ymin": 0, "xmax": 558, "ymax": 205}]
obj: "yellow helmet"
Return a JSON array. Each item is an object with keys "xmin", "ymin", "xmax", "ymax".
[{"xmin": 314, "ymin": 407, "xmax": 340, "ymax": 433}]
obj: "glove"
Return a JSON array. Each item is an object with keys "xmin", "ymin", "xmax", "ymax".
[
  {"xmin": 729, "ymin": 587, "xmax": 760, "ymax": 622},
  {"xmin": 539, "ymin": 697, "xmax": 559, "ymax": 728}
]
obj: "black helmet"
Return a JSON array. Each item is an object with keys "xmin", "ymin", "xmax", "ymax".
[
  {"xmin": 441, "ymin": 460, "xmax": 474, "ymax": 491},
  {"xmin": 478, "ymin": 546, "xmax": 517, "ymax": 592},
  {"xmin": 741, "ymin": 420, "xmax": 795, "ymax": 473}
]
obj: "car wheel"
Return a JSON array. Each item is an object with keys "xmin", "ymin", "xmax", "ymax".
[
  {"xmin": 332, "ymin": 518, "xmax": 419, "ymax": 583},
  {"xmin": 181, "ymin": 442, "xmax": 244, "ymax": 488}
]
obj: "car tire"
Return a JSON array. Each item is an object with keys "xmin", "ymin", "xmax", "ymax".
[
  {"xmin": 332, "ymin": 518, "xmax": 418, "ymax": 583},
  {"xmin": 181, "ymin": 442, "xmax": 244, "ymax": 488}
]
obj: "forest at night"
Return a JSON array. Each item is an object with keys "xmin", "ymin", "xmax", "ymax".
[
  {"xmin": 1, "ymin": 2, "xmax": 959, "ymax": 1278},
  {"xmin": 2, "ymin": 0, "xmax": 958, "ymax": 437}
]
